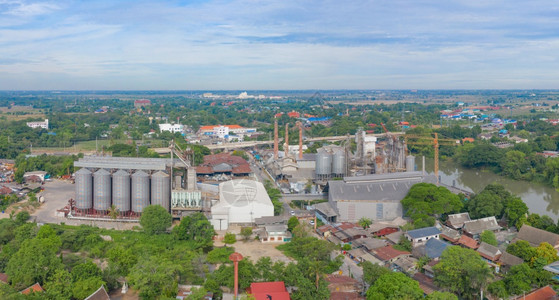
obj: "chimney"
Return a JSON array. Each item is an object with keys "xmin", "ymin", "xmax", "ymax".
[
  {"xmin": 274, "ymin": 119, "xmax": 278, "ymax": 159},
  {"xmin": 285, "ymin": 123, "xmax": 289, "ymax": 157},
  {"xmin": 298, "ymin": 122, "xmax": 303, "ymax": 160},
  {"xmin": 229, "ymin": 252, "xmax": 243, "ymax": 299}
]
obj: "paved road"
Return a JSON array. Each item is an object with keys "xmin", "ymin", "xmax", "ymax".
[{"xmin": 339, "ymin": 253, "xmax": 364, "ymax": 283}]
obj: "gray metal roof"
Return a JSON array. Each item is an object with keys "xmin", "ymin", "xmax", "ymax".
[
  {"xmin": 315, "ymin": 202, "xmax": 338, "ymax": 217},
  {"xmin": 477, "ymin": 242, "xmax": 501, "ymax": 258},
  {"xmin": 463, "ymin": 217, "xmax": 500, "ymax": 235},
  {"xmin": 328, "ymin": 177, "xmax": 422, "ymax": 201},
  {"xmin": 75, "ymin": 156, "xmax": 187, "ymax": 171},
  {"xmin": 424, "ymin": 238, "xmax": 451, "ymax": 259},
  {"xmin": 343, "ymin": 171, "xmax": 425, "ymax": 183},
  {"xmin": 406, "ymin": 227, "xmax": 441, "ymax": 239}
]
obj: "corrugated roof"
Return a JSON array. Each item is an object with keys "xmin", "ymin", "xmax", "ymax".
[
  {"xmin": 406, "ymin": 227, "xmax": 441, "ymax": 239},
  {"xmin": 463, "ymin": 217, "xmax": 500, "ymax": 235},
  {"xmin": 477, "ymin": 242, "xmax": 501, "ymax": 261},
  {"xmin": 423, "ymin": 238, "xmax": 451, "ymax": 259},
  {"xmin": 373, "ymin": 245, "xmax": 410, "ymax": 261},
  {"xmin": 515, "ymin": 225, "xmax": 559, "ymax": 248},
  {"xmin": 500, "ymin": 252, "xmax": 524, "ymax": 267},
  {"xmin": 457, "ymin": 235, "xmax": 479, "ymax": 249},
  {"xmin": 447, "ymin": 212, "xmax": 471, "ymax": 228},
  {"xmin": 512, "ymin": 285, "xmax": 556, "ymax": 300}
]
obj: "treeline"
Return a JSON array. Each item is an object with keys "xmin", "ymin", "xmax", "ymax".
[{"xmin": 14, "ymin": 154, "xmax": 80, "ymax": 183}]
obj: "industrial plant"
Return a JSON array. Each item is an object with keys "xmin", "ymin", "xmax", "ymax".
[{"xmin": 71, "ymin": 143, "xmax": 202, "ymax": 219}]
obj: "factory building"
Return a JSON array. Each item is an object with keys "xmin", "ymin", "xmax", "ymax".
[
  {"xmin": 210, "ymin": 179, "xmax": 274, "ymax": 230},
  {"xmin": 158, "ymin": 123, "xmax": 185, "ymax": 134},
  {"xmin": 26, "ymin": 119, "xmax": 49, "ymax": 129},
  {"xmin": 316, "ymin": 170, "xmax": 435, "ymax": 224},
  {"xmin": 73, "ymin": 157, "xmax": 200, "ymax": 217}
]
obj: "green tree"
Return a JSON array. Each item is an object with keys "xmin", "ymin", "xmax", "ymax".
[
  {"xmin": 402, "ymin": 183, "xmax": 463, "ymax": 224},
  {"xmin": 172, "ymin": 212, "xmax": 215, "ymax": 250},
  {"xmin": 127, "ymin": 256, "xmax": 180, "ymax": 299},
  {"xmin": 287, "ymin": 216, "xmax": 299, "ymax": 232},
  {"xmin": 433, "ymin": 246, "xmax": 493, "ymax": 299},
  {"xmin": 366, "ymin": 272, "xmax": 423, "ymax": 300},
  {"xmin": 206, "ymin": 247, "xmax": 234, "ymax": 264},
  {"xmin": 503, "ymin": 263, "xmax": 535, "ymax": 295},
  {"xmin": 264, "ymin": 180, "xmax": 283, "ymax": 215},
  {"xmin": 487, "ymin": 280, "xmax": 508, "ymax": 299},
  {"xmin": 6, "ymin": 238, "xmax": 63, "ymax": 290},
  {"xmin": 72, "ymin": 277, "xmax": 106, "ymax": 300},
  {"xmin": 532, "ymin": 242, "xmax": 559, "ymax": 265},
  {"xmin": 426, "ymin": 291, "xmax": 458, "ymax": 300},
  {"xmin": 362, "ymin": 261, "xmax": 390, "ymax": 286},
  {"xmin": 358, "ymin": 217, "xmax": 372, "ymax": 229},
  {"xmin": 240, "ymin": 227, "xmax": 253, "ymax": 242},
  {"xmin": 140, "ymin": 205, "xmax": 172, "ymax": 235},
  {"xmin": 507, "ymin": 240, "xmax": 536, "ymax": 262},
  {"xmin": 14, "ymin": 211, "xmax": 30, "ymax": 226},
  {"xmin": 44, "ymin": 269, "xmax": 73, "ymax": 300},
  {"xmin": 223, "ymin": 232, "xmax": 236, "ymax": 245},
  {"xmin": 71, "ymin": 261, "xmax": 102, "ymax": 282},
  {"xmin": 480, "ymin": 230, "xmax": 498, "ymax": 246}
]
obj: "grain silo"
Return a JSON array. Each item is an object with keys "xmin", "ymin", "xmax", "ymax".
[
  {"xmin": 112, "ymin": 169, "xmax": 130, "ymax": 212},
  {"xmin": 93, "ymin": 169, "xmax": 111, "ymax": 211},
  {"xmin": 75, "ymin": 168, "xmax": 93, "ymax": 210},
  {"xmin": 315, "ymin": 151, "xmax": 332, "ymax": 179},
  {"xmin": 151, "ymin": 171, "xmax": 170, "ymax": 211},
  {"xmin": 131, "ymin": 170, "xmax": 150, "ymax": 213},
  {"xmin": 332, "ymin": 150, "xmax": 346, "ymax": 177}
]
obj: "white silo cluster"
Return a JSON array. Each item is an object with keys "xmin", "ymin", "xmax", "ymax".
[{"xmin": 315, "ymin": 146, "xmax": 347, "ymax": 179}]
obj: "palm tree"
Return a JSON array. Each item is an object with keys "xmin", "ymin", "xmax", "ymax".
[
  {"xmin": 109, "ymin": 204, "xmax": 119, "ymax": 230},
  {"xmin": 358, "ymin": 217, "xmax": 372, "ymax": 229}
]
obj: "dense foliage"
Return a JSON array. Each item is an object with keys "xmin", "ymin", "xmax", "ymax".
[{"xmin": 401, "ymin": 183, "xmax": 463, "ymax": 228}]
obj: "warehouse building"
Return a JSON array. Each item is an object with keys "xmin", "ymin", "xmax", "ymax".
[
  {"xmin": 210, "ymin": 179, "xmax": 274, "ymax": 230},
  {"xmin": 316, "ymin": 171, "xmax": 434, "ymax": 223}
]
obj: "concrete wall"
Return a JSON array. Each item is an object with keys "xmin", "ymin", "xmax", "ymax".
[{"xmin": 335, "ymin": 201, "xmax": 402, "ymax": 222}]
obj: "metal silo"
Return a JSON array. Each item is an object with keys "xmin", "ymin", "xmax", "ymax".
[
  {"xmin": 93, "ymin": 169, "xmax": 111, "ymax": 211},
  {"xmin": 315, "ymin": 150, "xmax": 332, "ymax": 179},
  {"xmin": 131, "ymin": 170, "xmax": 150, "ymax": 213},
  {"xmin": 112, "ymin": 169, "xmax": 130, "ymax": 212},
  {"xmin": 75, "ymin": 168, "xmax": 93, "ymax": 210},
  {"xmin": 151, "ymin": 171, "xmax": 170, "ymax": 211},
  {"xmin": 332, "ymin": 150, "xmax": 346, "ymax": 177},
  {"xmin": 406, "ymin": 155, "xmax": 416, "ymax": 172}
]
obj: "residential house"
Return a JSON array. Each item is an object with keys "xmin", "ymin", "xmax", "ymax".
[
  {"xmin": 413, "ymin": 273, "xmax": 440, "ymax": 295},
  {"xmin": 373, "ymin": 245, "xmax": 411, "ymax": 264},
  {"xmin": 499, "ymin": 252, "xmax": 524, "ymax": 273},
  {"xmin": 385, "ymin": 231, "xmax": 403, "ymax": 245},
  {"xmin": 392, "ymin": 256, "xmax": 418, "ymax": 274},
  {"xmin": 456, "ymin": 235, "xmax": 479, "ymax": 250},
  {"xmin": 325, "ymin": 275, "xmax": 363, "ymax": 295},
  {"xmin": 333, "ymin": 227, "xmax": 368, "ymax": 244},
  {"xmin": 439, "ymin": 226, "xmax": 461, "ymax": 243},
  {"xmin": 20, "ymin": 283, "xmax": 44, "ymax": 295},
  {"xmin": 371, "ymin": 226, "xmax": 399, "ymax": 237},
  {"xmin": 477, "ymin": 242, "xmax": 502, "ymax": 263},
  {"xmin": 258, "ymin": 225, "xmax": 292, "ymax": 243},
  {"xmin": 405, "ymin": 227, "xmax": 441, "ymax": 247},
  {"xmin": 84, "ymin": 286, "xmax": 110, "ymax": 300},
  {"xmin": 462, "ymin": 216, "xmax": 501, "ymax": 239},
  {"xmin": 512, "ymin": 285, "xmax": 557, "ymax": 300},
  {"xmin": 413, "ymin": 238, "xmax": 452, "ymax": 260},
  {"xmin": 446, "ymin": 212, "xmax": 471, "ymax": 230},
  {"xmin": 247, "ymin": 282, "xmax": 290, "ymax": 300},
  {"xmin": 422, "ymin": 260, "xmax": 439, "ymax": 278},
  {"xmin": 347, "ymin": 248, "xmax": 383, "ymax": 265},
  {"xmin": 514, "ymin": 225, "xmax": 559, "ymax": 249},
  {"xmin": 352, "ymin": 237, "xmax": 388, "ymax": 252}
]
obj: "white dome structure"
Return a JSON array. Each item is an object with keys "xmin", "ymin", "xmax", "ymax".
[{"xmin": 210, "ymin": 179, "xmax": 274, "ymax": 230}]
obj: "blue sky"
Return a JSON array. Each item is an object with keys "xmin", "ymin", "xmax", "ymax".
[{"xmin": 1, "ymin": 0, "xmax": 559, "ymax": 90}]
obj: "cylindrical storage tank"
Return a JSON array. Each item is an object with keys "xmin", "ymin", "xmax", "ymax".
[
  {"xmin": 151, "ymin": 171, "xmax": 170, "ymax": 211},
  {"xmin": 315, "ymin": 151, "xmax": 332, "ymax": 177},
  {"xmin": 112, "ymin": 169, "xmax": 130, "ymax": 212},
  {"xmin": 131, "ymin": 170, "xmax": 150, "ymax": 213},
  {"xmin": 406, "ymin": 155, "xmax": 415, "ymax": 172},
  {"xmin": 93, "ymin": 169, "xmax": 111, "ymax": 211},
  {"xmin": 332, "ymin": 150, "xmax": 346, "ymax": 176},
  {"xmin": 75, "ymin": 168, "xmax": 93, "ymax": 210}
]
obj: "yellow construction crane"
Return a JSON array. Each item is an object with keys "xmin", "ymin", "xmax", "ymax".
[{"xmin": 404, "ymin": 134, "xmax": 459, "ymax": 184}]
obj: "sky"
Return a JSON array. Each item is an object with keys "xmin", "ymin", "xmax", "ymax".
[{"xmin": 1, "ymin": 0, "xmax": 559, "ymax": 90}]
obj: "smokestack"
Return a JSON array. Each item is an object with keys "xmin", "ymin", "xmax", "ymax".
[
  {"xmin": 274, "ymin": 119, "xmax": 278, "ymax": 159},
  {"xmin": 229, "ymin": 252, "xmax": 243, "ymax": 299},
  {"xmin": 298, "ymin": 123, "xmax": 303, "ymax": 160},
  {"xmin": 285, "ymin": 124, "xmax": 289, "ymax": 157}
]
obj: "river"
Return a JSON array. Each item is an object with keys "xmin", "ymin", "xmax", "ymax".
[{"xmin": 420, "ymin": 158, "xmax": 559, "ymax": 222}]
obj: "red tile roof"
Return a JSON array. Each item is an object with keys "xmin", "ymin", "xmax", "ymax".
[
  {"xmin": 373, "ymin": 245, "xmax": 410, "ymax": 261},
  {"xmin": 326, "ymin": 274, "xmax": 359, "ymax": 285},
  {"xmin": 248, "ymin": 282, "xmax": 290, "ymax": 300},
  {"xmin": 330, "ymin": 292, "xmax": 364, "ymax": 300},
  {"xmin": 513, "ymin": 285, "xmax": 557, "ymax": 300},
  {"xmin": 196, "ymin": 153, "xmax": 251, "ymax": 175},
  {"xmin": 457, "ymin": 235, "xmax": 479, "ymax": 249},
  {"xmin": 20, "ymin": 283, "xmax": 44, "ymax": 295}
]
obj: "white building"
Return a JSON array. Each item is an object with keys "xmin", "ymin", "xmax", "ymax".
[
  {"xmin": 199, "ymin": 125, "xmax": 257, "ymax": 139},
  {"xmin": 26, "ymin": 119, "xmax": 49, "ymax": 129},
  {"xmin": 159, "ymin": 123, "xmax": 184, "ymax": 134},
  {"xmin": 210, "ymin": 179, "xmax": 274, "ymax": 230}
]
